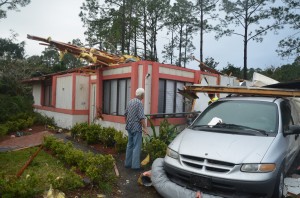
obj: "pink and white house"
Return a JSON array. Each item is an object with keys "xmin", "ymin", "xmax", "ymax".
[{"xmin": 25, "ymin": 61, "xmax": 240, "ymax": 132}]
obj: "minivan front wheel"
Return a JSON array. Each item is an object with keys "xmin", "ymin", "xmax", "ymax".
[{"xmin": 273, "ymin": 164, "xmax": 284, "ymax": 198}]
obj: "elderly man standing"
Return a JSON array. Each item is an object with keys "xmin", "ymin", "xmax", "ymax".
[{"xmin": 124, "ymin": 88, "xmax": 148, "ymax": 170}]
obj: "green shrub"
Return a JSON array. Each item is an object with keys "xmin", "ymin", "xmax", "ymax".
[
  {"xmin": 85, "ymin": 124, "xmax": 102, "ymax": 144},
  {"xmin": 26, "ymin": 116, "xmax": 35, "ymax": 127},
  {"xmin": 85, "ymin": 154, "xmax": 116, "ymax": 190},
  {"xmin": 78, "ymin": 151, "xmax": 95, "ymax": 172},
  {"xmin": 43, "ymin": 135, "xmax": 57, "ymax": 149},
  {"xmin": 100, "ymin": 127, "xmax": 116, "ymax": 147},
  {"xmin": 159, "ymin": 119, "xmax": 179, "ymax": 145},
  {"xmin": 47, "ymin": 171, "xmax": 84, "ymax": 191},
  {"xmin": 7, "ymin": 112, "xmax": 32, "ymax": 121},
  {"xmin": 0, "ymin": 95, "xmax": 33, "ymax": 124},
  {"xmin": 33, "ymin": 112, "xmax": 56, "ymax": 126},
  {"xmin": 70, "ymin": 122, "xmax": 89, "ymax": 140},
  {"xmin": 16, "ymin": 119, "xmax": 27, "ymax": 130},
  {"xmin": 43, "ymin": 136, "xmax": 116, "ymax": 191},
  {"xmin": 64, "ymin": 149, "xmax": 85, "ymax": 166},
  {"xmin": 142, "ymin": 118, "xmax": 178, "ymax": 162},
  {"xmin": 5, "ymin": 121, "xmax": 19, "ymax": 132},
  {"xmin": 0, "ymin": 113, "xmax": 36, "ymax": 134},
  {"xmin": 114, "ymin": 131, "xmax": 128, "ymax": 153},
  {"xmin": 144, "ymin": 138, "xmax": 167, "ymax": 162},
  {"xmin": 0, "ymin": 173, "xmax": 41, "ymax": 198},
  {"xmin": 0, "ymin": 124, "xmax": 8, "ymax": 137}
]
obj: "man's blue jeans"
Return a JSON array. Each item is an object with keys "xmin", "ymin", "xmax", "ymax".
[{"xmin": 125, "ymin": 130, "xmax": 142, "ymax": 169}]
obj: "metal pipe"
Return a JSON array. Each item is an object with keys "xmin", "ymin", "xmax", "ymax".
[{"xmin": 145, "ymin": 111, "xmax": 201, "ymax": 117}]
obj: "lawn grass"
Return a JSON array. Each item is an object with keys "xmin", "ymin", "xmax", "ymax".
[{"xmin": 0, "ymin": 146, "xmax": 84, "ymax": 197}]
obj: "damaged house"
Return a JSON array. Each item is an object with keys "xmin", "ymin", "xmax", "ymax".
[{"xmin": 23, "ymin": 35, "xmax": 240, "ymax": 132}]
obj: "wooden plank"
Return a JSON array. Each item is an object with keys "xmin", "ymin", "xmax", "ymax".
[{"xmin": 184, "ymin": 85, "xmax": 300, "ymax": 97}]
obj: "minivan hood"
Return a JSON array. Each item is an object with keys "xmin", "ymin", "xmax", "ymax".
[{"xmin": 176, "ymin": 129, "xmax": 275, "ymax": 164}]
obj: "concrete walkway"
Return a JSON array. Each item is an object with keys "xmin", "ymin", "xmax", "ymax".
[{"xmin": 0, "ymin": 131, "xmax": 51, "ymax": 152}]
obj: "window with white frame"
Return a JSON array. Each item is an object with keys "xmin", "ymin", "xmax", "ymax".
[
  {"xmin": 158, "ymin": 79, "xmax": 192, "ymax": 117},
  {"xmin": 103, "ymin": 78, "xmax": 131, "ymax": 115},
  {"xmin": 43, "ymin": 79, "xmax": 52, "ymax": 107}
]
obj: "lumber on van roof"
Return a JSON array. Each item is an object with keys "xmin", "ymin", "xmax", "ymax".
[{"xmin": 180, "ymin": 83, "xmax": 300, "ymax": 99}]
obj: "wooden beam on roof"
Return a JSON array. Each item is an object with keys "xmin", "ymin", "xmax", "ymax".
[
  {"xmin": 183, "ymin": 85, "xmax": 300, "ymax": 97},
  {"xmin": 192, "ymin": 56, "xmax": 222, "ymax": 75}
]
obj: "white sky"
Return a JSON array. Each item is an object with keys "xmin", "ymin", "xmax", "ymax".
[{"xmin": 0, "ymin": 0, "xmax": 296, "ymax": 71}]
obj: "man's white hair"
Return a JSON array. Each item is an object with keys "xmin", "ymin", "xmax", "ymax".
[{"xmin": 136, "ymin": 88, "xmax": 145, "ymax": 97}]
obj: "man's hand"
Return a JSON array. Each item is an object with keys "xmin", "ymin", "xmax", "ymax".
[
  {"xmin": 143, "ymin": 128, "xmax": 148, "ymax": 135},
  {"xmin": 196, "ymin": 191, "xmax": 201, "ymax": 198}
]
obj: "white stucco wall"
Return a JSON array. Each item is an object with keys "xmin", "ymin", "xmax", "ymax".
[
  {"xmin": 75, "ymin": 75, "xmax": 89, "ymax": 110},
  {"xmin": 159, "ymin": 67, "xmax": 194, "ymax": 78},
  {"xmin": 32, "ymin": 83, "xmax": 41, "ymax": 106},
  {"xmin": 94, "ymin": 119, "xmax": 157, "ymax": 136},
  {"xmin": 95, "ymin": 119, "xmax": 126, "ymax": 132},
  {"xmin": 35, "ymin": 109, "xmax": 88, "ymax": 129},
  {"xmin": 144, "ymin": 65, "xmax": 152, "ymax": 115},
  {"xmin": 103, "ymin": 66, "xmax": 131, "ymax": 76},
  {"xmin": 56, "ymin": 75, "xmax": 72, "ymax": 109}
]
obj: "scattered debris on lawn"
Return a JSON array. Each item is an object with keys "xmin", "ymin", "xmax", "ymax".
[{"xmin": 43, "ymin": 184, "xmax": 65, "ymax": 198}]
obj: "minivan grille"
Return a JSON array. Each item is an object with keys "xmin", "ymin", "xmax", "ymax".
[{"xmin": 180, "ymin": 154, "xmax": 235, "ymax": 173}]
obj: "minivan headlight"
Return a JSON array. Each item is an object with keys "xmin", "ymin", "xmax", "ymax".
[
  {"xmin": 241, "ymin": 163, "xmax": 276, "ymax": 173},
  {"xmin": 166, "ymin": 147, "xmax": 179, "ymax": 159}
]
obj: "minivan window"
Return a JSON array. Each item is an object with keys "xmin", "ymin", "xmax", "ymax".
[
  {"xmin": 280, "ymin": 101, "xmax": 294, "ymax": 131},
  {"xmin": 193, "ymin": 100, "xmax": 278, "ymax": 134}
]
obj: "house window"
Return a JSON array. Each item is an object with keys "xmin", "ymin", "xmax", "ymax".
[
  {"xmin": 103, "ymin": 78, "xmax": 131, "ymax": 115},
  {"xmin": 43, "ymin": 79, "xmax": 52, "ymax": 107},
  {"xmin": 158, "ymin": 79, "xmax": 191, "ymax": 117}
]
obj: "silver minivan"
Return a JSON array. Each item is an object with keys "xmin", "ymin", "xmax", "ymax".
[{"xmin": 164, "ymin": 96, "xmax": 300, "ymax": 198}]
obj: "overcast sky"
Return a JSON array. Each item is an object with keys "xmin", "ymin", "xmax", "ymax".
[{"xmin": 0, "ymin": 0, "xmax": 296, "ymax": 71}]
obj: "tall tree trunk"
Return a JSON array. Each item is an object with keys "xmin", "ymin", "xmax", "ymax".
[
  {"xmin": 171, "ymin": 26, "xmax": 174, "ymax": 65},
  {"xmin": 127, "ymin": 0, "xmax": 133, "ymax": 54},
  {"xmin": 184, "ymin": 26, "xmax": 188, "ymax": 68},
  {"xmin": 200, "ymin": 0, "xmax": 204, "ymax": 63},
  {"xmin": 178, "ymin": 23, "xmax": 183, "ymax": 67},
  {"xmin": 154, "ymin": 16, "xmax": 158, "ymax": 61},
  {"xmin": 243, "ymin": 0, "xmax": 249, "ymax": 80},
  {"xmin": 134, "ymin": 23, "xmax": 137, "ymax": 56},
  {"xmin": 143, "ymin": 5, "xmax": 147, "ymax": 60},
  {"xmin": 121, "ymin": 0, "xmax": 126, "ymax": 54}
]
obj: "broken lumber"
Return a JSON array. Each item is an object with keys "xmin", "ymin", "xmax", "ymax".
[
  {"xmin": 183, "ymin": 85, "xmax": 300, "ymax": 98},
  {"xmin": 16, "ymin": 145, "xmax": 43, "ymax": 178}
]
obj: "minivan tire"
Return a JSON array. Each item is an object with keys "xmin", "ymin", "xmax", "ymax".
[{"xmin": 272, "ymin": 163, "xmax": 285, "ymax": 198}]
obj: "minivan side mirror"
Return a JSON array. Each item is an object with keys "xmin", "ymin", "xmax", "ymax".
[{"xmin": 285, "ymin": 125, "xmax": 300, "ymax": 136}]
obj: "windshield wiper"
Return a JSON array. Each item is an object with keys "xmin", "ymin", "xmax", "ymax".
[
  {"xmin": 190, "ymin": 125, "xmax": 211, "ymax": 129},
  {"xmin": 215, "ymin": 123, "xmax": 268, "ymax": 136}
]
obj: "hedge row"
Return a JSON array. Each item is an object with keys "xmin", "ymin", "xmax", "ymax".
[
  {"xmin": 0, "ymin": 112, "xmax": 56, "ymax": 137},
  {"xmin": 43, "ymin": 136, "xmax": 116, "ymax": 193},
  {"xmin": 71, "ymin": 123, "xmax": 128, "ymax": 152}
]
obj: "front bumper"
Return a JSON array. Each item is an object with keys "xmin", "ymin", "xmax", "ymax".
[{"xmin": 164, "ymin": 161, "xmax": 277, "ymax": 198}]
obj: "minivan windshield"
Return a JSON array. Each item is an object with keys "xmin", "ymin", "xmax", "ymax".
[{"xmin": 192, "ymin": 100, "xmax": 278, "ymax": 134}]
